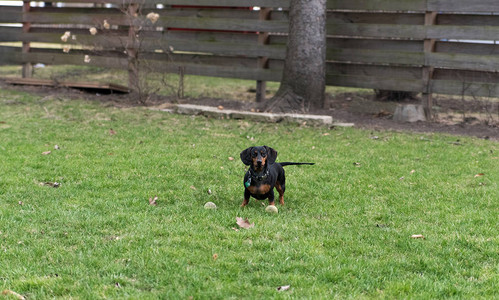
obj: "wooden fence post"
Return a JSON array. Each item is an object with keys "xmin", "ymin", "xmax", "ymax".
[
  {"xmin": 22, "ymin": 1, "xmax": 33, "ymax": 78},
  {"xmin": 127, "ymin": 3, "xmax": 139, "ymax": 92},
  {"xmin": 256, "ymin": 7, "xmax": 271, "ymax": 103},
  {"xmin": 422, "ymin": 11, "xmax": 437, "ymax": 121}
]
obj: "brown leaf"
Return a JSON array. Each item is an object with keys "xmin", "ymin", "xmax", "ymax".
[
  {"xmin": 236, "ymin": 217, "xmax": 254, "ymax": 229},
  {"xmin": 41, "ymin": 182, "xmax": 61, "ymax": 188},
  {"xmin": 42, "ymin": 151, "xmax": 51, "ymax": 155},
  {"xmin": 149, "ymin": 196, "xmax": 158, "ymax": 206},
  {"xmin": 217, "ymin": 105, "xmax": 224, "ymax": 110},
  {"xmin": 212, "ymin": 253, "xmax": 218, "ymax": 261},
  {"xmin": 190, "ymin": 185, "xmax": 197, "ymax": 190},
  {"xmin": 2, "ymin": 290, "xmax": 25, "ymax": 300},
  {"xmin": 277, "ymin": 285, "xmax": 291, "ymax": 291},
  {"xmin": 411, "ymin": 234, "xmax": 425, "ymax": 239},
  {"xmin": 109, "ymin": 128, "xmax": 116, "ymax": 135},
  {"xmin": 474, "ymin": 173, "xmax": 485, "ymax": 178}
]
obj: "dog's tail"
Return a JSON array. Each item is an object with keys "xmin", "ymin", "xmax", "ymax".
[{"xmin": 279, "ymin": 162, "xmax": 315, "ymax": 167}]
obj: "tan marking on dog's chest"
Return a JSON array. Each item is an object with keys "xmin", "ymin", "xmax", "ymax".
[{"xmin": 248, "ymin": 184, "xmax": 272, "ymax": 195}]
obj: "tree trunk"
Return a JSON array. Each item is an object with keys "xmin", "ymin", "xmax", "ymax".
[{"xmin": 263, "ymin": 0, "xmax": 326, "ymax": 113}]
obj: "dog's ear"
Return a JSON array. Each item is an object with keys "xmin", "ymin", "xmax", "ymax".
[
  {"xmin": 240, "ymin": 147, "xmax": 253, "ymax": 166},
  {"xmin": 264, "ymin": 146, "xmax": 278, "ymax": 164}
]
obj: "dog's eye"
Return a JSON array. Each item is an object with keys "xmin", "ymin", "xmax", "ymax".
[{"xmin": 261, "ymin": 152, "xmax": 266, "ymax": 157}]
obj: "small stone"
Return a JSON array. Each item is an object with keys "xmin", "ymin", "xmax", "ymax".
[{"xmin": 204, "ymin": 202, "xmax": 217, "ymax": 209}]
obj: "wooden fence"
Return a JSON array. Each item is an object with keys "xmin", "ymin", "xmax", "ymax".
[{"xmin": 1, "ymin": 0, "xmax": 499, "ymax": 112}]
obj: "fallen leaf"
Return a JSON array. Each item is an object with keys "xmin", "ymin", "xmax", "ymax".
[
  {"xmin": 231, "ymin": 227, "xmax": 239, "ymax": 232},
  {"xmin": 54, "ymin": 145, "xmax": 60, "ymax": 150},
  {"xmin": 410, "ymin": 170, "xmax": 416, "ymax": 174},
  {"xmin": 474, "ymin": 173, "xmax": 485, "ymax": 178},
  {"xmin": 42, "ymin": 151, "xmax": 51, "ymax": 155},
  {"xmin": 228, "ymin": 157, "xmax": 234, "ymax": 161},
  {"xmin": 212, "ymin": 253, "xmax": 218, "ymax": 261},
  {"xmin": 190, "ymin": 185, "xmax": 197, "ymax": 190},
  {"xmin": 411, "ymin": 234, "xmax": 425, "ymax": 239},
  {"xmin": 109, "ymin": 128, "xmax": 116, "ymax": 135},
  {"xmin": 236, "ymin": 217, "xmax": 254, "ymax": 229},
  {"xmin": 149, "ymin": 196, "xmax": 158, "ymax": 206},
  {"xmin": 2, "ymin": 290, "xmax": 25, "ymax": 300},
  {"xmin": 322, "ymin": 133, "xmax": 330, "ymax": 136},
  {"xmin": 18, "ymin": 201, "xmax": 23, "ymax": 205},
  {"xmin": 277, "ymin": 285, "xmax": 291, "ymax": 291},
  {"xmin": 40, "ymin": 182, "xmax": 60, "ymax": 188}
]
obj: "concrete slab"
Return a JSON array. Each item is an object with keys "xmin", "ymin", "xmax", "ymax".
[{"xmin": 173, "ymin": 104, "xmax": 333, "ymax": 126}]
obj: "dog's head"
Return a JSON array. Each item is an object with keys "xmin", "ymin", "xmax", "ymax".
[{"xmin": 240, "ymin": 146, "xmax": 277, "ymax": 171}]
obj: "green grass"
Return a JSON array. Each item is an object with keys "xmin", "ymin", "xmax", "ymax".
[{"xmin": 0, "ymin": 87, "xmax": 498, "ymax": 299}]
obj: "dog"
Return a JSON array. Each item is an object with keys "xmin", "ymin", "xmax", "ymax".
[{"xmin": 240, "ymin": 146, "xmax": 314, "ymax": 207}]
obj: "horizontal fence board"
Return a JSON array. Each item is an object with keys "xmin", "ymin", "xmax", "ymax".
[
  {"xmin": 328, "ymin": 23, "xmax": 426, "ymax": 39},
  {"xmin": 18, "ymin": 32, "xmax": 286, "ymax": 59},
  {"xmin": 0, "ymin": 27, "xmax": 22, "ymax": 42},
  {"xmin": 328, "ymin": 0, "xmax": 499, "ymax": 13},
  {"xmin": 328, "ymin": 23, "xmax": 499, "ymax": 41},
  {"xmin": 327, "ymin": 48, "xmax": 424, "ymax": 66},
  {"xmin": 327, "ymin": 0, "xmax": 426, "ymax": 12},
  {"xmin": 435, "ymin": 41, "xmax": 499, "ymax": 56},
  {"xmin": 0, "ymin": 46, "xmax": 22, "ymax": 65},
  {"xmin": 328, "ymin": 12, "xmax": 424, "ymax": 25},
  {"xmin": 328, "ymin": 38, "xmax": 423, "ymax": 52},
  {"xmin": 433, "ymin": 69, "xmax": 499, "ymax": 84},
  {"xmin": 438, "ymin": 14, "xmax": 499, "ymax": 27},
  {"xmin": 0, "ymin": 6, "xmax": 22, "ymax": 23},
  {"xmin": 431, "ymin": 79, "xmax": 499, "ymax": 97},
  {"xmin": 428, "ymin": 0, "xmax": 499, "ymax": 13},
  {"xmin": 23, "ymin": 12, "xmax": 288, "ymax": 32},
  {"xmin": 326, "ymin": 74, "xmax": 425, "ymax": 92},
  {"xmin": 17, "ymin": 0, "xmax": 290, "ymax": 8},
  {"xmin": 328, "ymin": 47, "xmax": 499, "ymax": 72},
  {"xmin": 327, "ymin": 63, "xmax": 422, "ymax": 80}
]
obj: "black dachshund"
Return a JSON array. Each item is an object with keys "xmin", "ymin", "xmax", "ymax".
[{"xmin": 240, "ymin": 146, "xmax": 314, "ymax": 207}]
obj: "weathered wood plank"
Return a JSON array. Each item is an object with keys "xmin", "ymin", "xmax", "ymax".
[
  {"xmin": 327, "ymin": 0, "xmax": 426, "ymax": 12},
  {"xmin": 438, "ymin": 14, "xmax": 499, "ymax": 27},
  {"xmin": 329, "ymin": 23, "xmax": 499, "ymax": 41},
  {"xmin": 326, "ymin": 74, "xmax": 425, "ymax": 92},
  {"xmin": 427, "ymin": 52, "xmax": 499, "ymax": 73},
  {"xmin": 328, "ymin": 38, "xmax": 423, "ymax": 52},
  {"xmin": 328, "ymin": 23, "xmax": 426, "ymax": 39},
  {"xmin": 0, "ymin": 27, "xmax": 22, "ymax": 42},
  {"xmin": 327, "ymin": 48, "xmax": 424, "ymax": 66},
  {"xmin": 23, "ymin": 0, "xmax": 290, "ymax": 8},
  {"xmin": 23, "ymin": 12, "xmax": 288, "ymax": 32},
  {"xmin": 328, "ymin": 12, "xmax": 424, "ymax": 25},
  {"xmin": 433, "ymin": 69, "xmax": 499, "ymax": 84},
  {"xmin": 0, "ymin": 46, "xmax": 22, "ymax": 65},
  {"xmin": 431, "ymin": 79, "xmax": 499, "ymax": 98},
  {"xmin": 18, "ymin": 32, "xmax": 286, "ymax": 59},
  {"xmin": 0, "ymin": 6, "xmax": 22, "ymax": 23},
  {"xmin": 428, "ymin": 0, "xmax": 499, "ymax": 13},
  {"xmin": 327, "ymin": 63, "xmax": 422, "ymax": 80}
]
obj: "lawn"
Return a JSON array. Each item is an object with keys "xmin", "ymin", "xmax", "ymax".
[{"xmin": 0, "ymin": 87, "xmax": 497, "ymax": 299}]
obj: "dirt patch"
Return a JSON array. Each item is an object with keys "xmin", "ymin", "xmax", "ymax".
[{"xmin": 1, "ymin": 81, "xmax": 498, "ymax": 141}]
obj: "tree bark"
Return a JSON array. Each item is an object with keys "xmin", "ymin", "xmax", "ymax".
[{"xmin": 263, "ymin": 0, "xmax": 326, "ymax": 113}]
